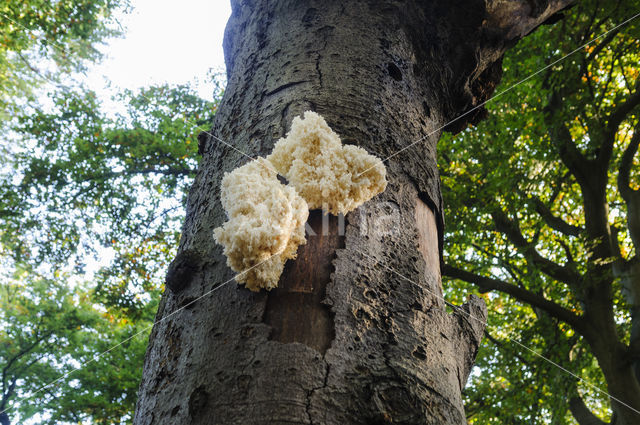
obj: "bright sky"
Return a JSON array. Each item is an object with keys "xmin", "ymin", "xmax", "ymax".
[
  {"xmin": 17, "ymin": 6, "xmax": 233, "ymax": 423},
  {"xmin": 77, "ymin": 0, "xmax": 231, "ymax": 276},
  {"xmin": 86, "ymin": 0, "xmax": 231, "ymax": 101}
]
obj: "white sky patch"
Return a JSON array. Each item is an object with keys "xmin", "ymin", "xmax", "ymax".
[
  {"xmin": 69, "ymin": 0, "xmax": 231, "ymax": 276},
  {"xmin": 85, "ymin": 0, "xmax": 231, "ymax": 108}
]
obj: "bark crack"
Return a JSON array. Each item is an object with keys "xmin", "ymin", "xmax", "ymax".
[
  {"xmin": 305, "ymin": 361, "xmax": 330, "ymax": 425},
  {"xmin": 315, "ymin": 52, "xmax": 323, "ymax": 89},
  {"xmin": 456, "ymin": 364, "xmax": 464, "ymax": 392},
  {"xmin": 280, "ymin": 101, "xmax": 292, "ymax": 138},
  {"xmin": 312, "ymin": 26, "xmax": 332, "ymax": 90},
  {"xmin": 265, "ymin": 80, "xmax": 311, "ymax": 97}
]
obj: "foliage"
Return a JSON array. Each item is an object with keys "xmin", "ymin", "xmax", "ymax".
[
  {"xmin": 3, "ymin": 80, "xmax": 220, "ymax": 301},
  {"xmin": 0, "ymin": 0, "xmax": 129, "ymax": 118},
  {"xmin": 0, "ymin": 76, "xmax": 222, "ymax": 423},
  {"xmin": 440, "ymin": 0, "xmax": 640, "ymax": 423},
  {"xmin": 0, "ymin": 263, "xmax": 154, "ymax": 424},
  {"xmin": 0, "ymin": 1, "xmax": 223, "ymax": 422}
]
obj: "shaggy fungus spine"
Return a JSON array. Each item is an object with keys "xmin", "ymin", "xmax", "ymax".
[{"xmin": 214, "ymin": 112, "xmax": 387, "ymax": 290}]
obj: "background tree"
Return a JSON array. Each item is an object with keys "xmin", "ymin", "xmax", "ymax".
[
  {"xmin": 0, "ymin": 2, "xmax": 226, "ymax": 423},
  {"xmin": 0, "ymin": 79, "xmax": 221, "ymax": 424},
  {"xmin": 133, "ymin": 1, "xmax": 575, "ymax": 424},
  {"xmin": 3, "ymin": 83, "xmax": 218, "ymax": 286},
  {"xmin": 0, "ymin": 0, "xmax": 129, "ymax": 119},
  {"xmin": 0, "ymin": 263, "xmax": 152, "ymax": 425},
  {"xmin": 440, "ymin": 0, "xmax": 640, "ymax": 423}
]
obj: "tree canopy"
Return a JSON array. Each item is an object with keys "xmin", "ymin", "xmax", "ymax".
[
  {"xmin": 440, "ymin": 0, "xmax": 640, "ymax": 423},
  {"xmin": 2, "ymin": 0, "xmax": 640, "ymax": 423},
  {"xmin": 0, "ymin": 79, "xmax": 220, "ymax": 423},
  {"xmin": 1, "ymin": 263, "xmax": 152, "ymax": 424},
  {"xmin": 0, "ymin": 5, "xmax": 223, "ymax": 417},
  {"xmin": 0, "ymin": 74, "xmax": 222, "ymax": 422},
  {"xmin": 0, "ymin": 0, "xmax": 129, "ymax": 118}
]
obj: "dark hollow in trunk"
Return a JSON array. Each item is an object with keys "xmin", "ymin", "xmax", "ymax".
[{"xmin": 262, "ymin": 210, "xmax": 342, "ymax": 353}]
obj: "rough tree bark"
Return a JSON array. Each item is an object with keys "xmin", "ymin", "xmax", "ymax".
[{"xmin": 134, "ymin": 1, "xmax": 572, "ymax": 423}]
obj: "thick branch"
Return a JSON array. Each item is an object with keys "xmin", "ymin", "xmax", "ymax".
[
  {"xmin": 484, "ymin": 0, "xmax": 576, "ymax": 40},
  {"xmin": 618, "ymin": 127, "xmax": 640, "ymax": 250},
  {"xmin": 491, "ymin": 210, "xmax": 580, "ymax": 284},
  {"xmin": 530, "ymin": 194, "xmax": 581, "ymax": 236},
  {"xmin": 600, "ymin": 78, "xmax": 640, "ymax": 166},
  {"xmin": 618, "ymin": 126, "xmax": 640, "ymax": 202},
  {"xmin": 0, "ymin": 378, "xmax": 15, "ymax": 413},
  {"xmin": 544, "ymin": 93, "xmax": 593, "ymax": 187},
  {"xmin": 569, "ymin": 395, "xmax": 608, "ymax": 425},
  {"xmin": 443, "ymin": 264, "xmax": 584, "ymax": 331},
  {"xmin": 608, "ymin": 79, "xmax": 640, "ymax": 134}
]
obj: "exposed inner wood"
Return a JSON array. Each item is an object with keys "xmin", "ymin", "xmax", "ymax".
[
  {"xmin": 262, "ymin": 210, "xmax": 342, "ymax": 353},
  {"xmin": 415, "ymin": 197, "xmax": 443, "ymax": 297}
]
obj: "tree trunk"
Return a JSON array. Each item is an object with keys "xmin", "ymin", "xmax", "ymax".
[
  {"xmin": 133, "ymin": 1, "xmax": 572, "ymax": 423},
  {"xmin": 585, "ymin": 317, "xmax": 640, "ymax": 425}
]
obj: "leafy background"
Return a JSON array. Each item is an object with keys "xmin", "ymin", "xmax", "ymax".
[
  {"xmin": 0, "ymin": 1, "xmax": 222, "ymax": 422},
  {"xmin": 440, "ymin": 0, "xmax": 640, "ymax": 423},
  {"xmin": 1, "ymin": 0, "xmax": 639, "ymax": 424}
]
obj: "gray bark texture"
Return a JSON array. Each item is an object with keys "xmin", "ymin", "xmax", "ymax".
[{"xmin": 133, "ymin": 1, "xmax": 573, "ymax": 423}]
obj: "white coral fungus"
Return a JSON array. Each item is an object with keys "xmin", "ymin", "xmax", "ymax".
[
  {"xmin": 267, "ymin": 111, "xmax": 387, "ymax": 215},
  {"xmin": 213, "ymin": 158, "xmax": 308, "ymax": 291},
  {"xmin": 214, "ymin": 111, "xmax": 387, "ymax": 291}
]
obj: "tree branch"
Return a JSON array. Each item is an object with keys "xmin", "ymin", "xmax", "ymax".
[
  {"xmin": 16, "ymin": 51, "xmax": 47, "ymax": 80},
  {"xmin": 442, "ymin": 264, "xmax": 584, "ymax": 331},
  {"xmin": 0, "ymin": 377, "xmax": 16, "ymax": 413},
  {"xmin": 530, "ymin": 194, "xmax": 582, "ymax": 236},
  {"xmin": 617, "ymin": 125, "xmax": 640, "ymax": 202},
  {"xmin": 600, "ymin": 78, "xmax": 640, "ymax": 166},
  {"xmin": 618, "ymin": 126, "xmax": 640, "ymax": 250},
  {"xmin": 569, "ymin": 395, "xmax": 608, "ymax": 425},
  {"xmin": 2, "ymin": 332, "xmax": 53, "ymax": 397},
  {"xmin": 584, "ymin": 27, "xmax": 620, "ymax": 65},
  {"xmin": 544, "ymin": 93, "xmax": 593, "ymax": 187},
  {"xmin": 491, "ymin": 210, "xmax": 581, "ymax": 284},
  {"xmin": 16, "ymin": 51, "xmax": 73, "ymax": 92}
]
